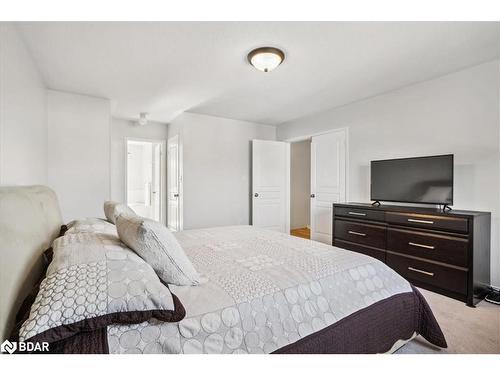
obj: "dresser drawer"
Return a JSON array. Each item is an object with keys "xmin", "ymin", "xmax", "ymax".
[
  {"xmin": 386, "ymin": 212, "xmax": 468, "ymax": 233},
  {"xmin": 387, "ymin": 228, "xmax": 468, "ymax": 267},
  {"xmin": 334, "ymin": 220, "xmax": 386, "ymax": 249},
  {"xmin": 335, "ymin": 207, "xmax": 385, "ymax": 222},
  {"xmin": 386, "ymin": 252, "xmax": 467, "ymax": 295},
  {"xmin": 334, "ymin": 239, "xmax": 386, "ymax": 262}
]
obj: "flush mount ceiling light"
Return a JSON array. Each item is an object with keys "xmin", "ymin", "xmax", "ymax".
[
  {"xmin": 247, "ymin": 47, "xmax": 285, "ymax": 72},
  {"xmin": 137, "ymin": 112, "xmax": 148, "ymax": 126}
]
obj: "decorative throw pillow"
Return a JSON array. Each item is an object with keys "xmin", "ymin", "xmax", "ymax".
[
  {"xmin": 18, "ymin": 230, "xmax": 185, "ymax": 344},
  {"xmin": 66, "ymin": 218, "xmax": 117, "ymax": 235},
  {"xmin": 116, "ymin": 215, "xmax": 201, "ymax": 286},
  {"xmin": 103, "ymin": 201, "xmax": 136, "ymax": 224}
]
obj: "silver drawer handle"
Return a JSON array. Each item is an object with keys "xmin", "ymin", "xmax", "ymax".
[
  {"xmin": 408, "ymin": 267, "xmax": 434, "ymax": 277},
  {"xmin": 348, "ymin": 211, "xmax": 366, "ymax": 216},
  {"xmin": 348, "ymin": 230, "xmax": 366, "ymax": 237},
  {"xmin": 407, "ymin": 218, "xmax": 434, "ymax": 224},
  {"xmin": 408, "ymin": 242, "xmax": 435, "ymax": 250}
]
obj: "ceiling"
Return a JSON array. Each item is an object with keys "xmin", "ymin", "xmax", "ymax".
[{"xmin": 17, "ymin": 22, "xmax": 500, "ymax": 126}]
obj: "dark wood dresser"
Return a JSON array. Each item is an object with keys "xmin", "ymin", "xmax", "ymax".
[{"xmin": 332, "ymin": 203, "xmax": 491, "ymax": 306}]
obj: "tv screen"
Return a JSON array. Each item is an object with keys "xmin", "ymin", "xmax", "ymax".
[{"xmin": 370, "ymin": 155, "xmax": 453, "ymax": 205}]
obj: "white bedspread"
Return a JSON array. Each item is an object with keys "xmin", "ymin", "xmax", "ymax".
[{"xmin": 107, "ymin": 226, "xmax": 411, "ymax": 354}]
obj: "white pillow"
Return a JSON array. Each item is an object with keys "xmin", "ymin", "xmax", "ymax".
[
  {"xmin": 116, "ymin": 214, "xmax": 201, "ymax": 286},
  {"xmin": 104, "ymin": 201, "xmax": 136, "ymax": 224}
]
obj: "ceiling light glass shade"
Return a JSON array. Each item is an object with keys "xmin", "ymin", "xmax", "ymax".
[{"xmin": 248, "ymin": 47, "xmax": 285, "ymax": 72}]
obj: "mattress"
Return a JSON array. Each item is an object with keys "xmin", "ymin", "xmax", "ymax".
[{"xmin": 103, "ymin": 226, "xmax": 445, "ymax": 354}]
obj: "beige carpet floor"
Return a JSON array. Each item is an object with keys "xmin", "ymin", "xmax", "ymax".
[{"xmin": 395, "ymin": 288, "xmax": 500, "ymax": 354}]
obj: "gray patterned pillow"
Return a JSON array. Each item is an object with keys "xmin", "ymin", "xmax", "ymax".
[
  {"xmin": 66, "ymin": 218, "xmax": 117, "ymax": 235},
  {"xmin": 116, "ymin": 215, "xmax": 201, "ymax": 286},
  {"xmin": 103, "ymin": 201, "xmax": 136, "ymax": 224},
  {"xmin": 18, "ymin": 230, "xmax": 185, "ymax": 344}
]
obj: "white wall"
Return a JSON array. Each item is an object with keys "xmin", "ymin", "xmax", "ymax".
[
  {"xmin": 169, "ymin": 112, "xmax": 276, "ymax": 229},
  {"xmin": 0, "ymin": 23, "xmax": 47, "ymax": 185},
  {"xmin": 278, "ymin": 60, "xmax": 500, "ymax": 287},
  {"xmin": 47, "ymin": 90, "xmax": 111, "ymax": 222},
  {"xmin": 290, "ymin": 140, "xmax": 311, "ymax": 229},
  {"xmin": 110, "ymin": 117, "xmax": 168, "ymax": 203}
]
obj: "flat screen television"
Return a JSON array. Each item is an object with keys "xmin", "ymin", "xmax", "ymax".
[{"xmin": 370, "ymin": 154, "xmax": 453, "ymax": 205}]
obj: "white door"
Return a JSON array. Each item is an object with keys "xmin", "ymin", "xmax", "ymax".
[
  {"xmin": 310, "ymin": 129, "xmax": 347, "ymax": 244},
  {"xmin": 167, "ymin": 135, "xmax": 181, "ymax": 231},
  {"xmin": 252, "ymin": 140, "xmax": 290, "ymax": 233}
]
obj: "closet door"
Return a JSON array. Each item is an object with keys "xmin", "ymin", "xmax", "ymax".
[
  {"xmin": 310, "ymin": 130, "xmax": 347, "ymax": 244},
  {"xmin": 252, "ymin": 140, "xmax": 290, "ymax": 233}
]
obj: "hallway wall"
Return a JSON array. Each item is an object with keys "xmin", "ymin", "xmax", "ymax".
[{"xmin": 290, "ymin": 140, "xmax": 311, "ymax": 229}]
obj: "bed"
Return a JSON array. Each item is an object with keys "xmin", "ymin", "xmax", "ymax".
[{"xmin": 1, "ymin": 186, "xmax": 447, "ymax": 354}]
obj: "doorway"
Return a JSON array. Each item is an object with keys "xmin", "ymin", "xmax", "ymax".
[
  {"xmin": 288, "ymin": 128, "xmax": 348, "ymax": 244},
  {"xmin": 290, "ymin": 139, "xmax": 311, "ymax": 239},
  {"xmin": 125, "ymin": 139, "xmax": 166, "ymax": 223}
]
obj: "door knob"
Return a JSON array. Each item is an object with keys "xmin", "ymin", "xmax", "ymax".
[
  {"xmin": 174, "ymin": 193, "xmax": 179, "ymax": 197},
  {"xmin": 310, "ymin": 194, "xmax": 315, "ymax": 198},
  {"xmin": 254, "ymin": 193, "xmax": 259, "ymax": 197}
]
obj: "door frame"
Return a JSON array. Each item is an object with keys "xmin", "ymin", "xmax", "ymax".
[
  {"xmin": 124, "ymin": 137, "xmax": 167, "ymax": 225},
  {"xmin": 285, "ymin": 127, "xmax": 350, "ymax": 230},
  {"xmin": 167, "ymin": 134, "xmax": 183, "ymax": 231}
]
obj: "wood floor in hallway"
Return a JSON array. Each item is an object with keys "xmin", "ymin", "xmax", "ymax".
[{"xmin": 290, "ymin": 227, "xmax": 310, "ymax": 239}]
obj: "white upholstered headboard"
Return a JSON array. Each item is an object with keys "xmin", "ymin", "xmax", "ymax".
[{"xmin": 0, "ymin": 186, "xmax": 62, "ymax": 340}]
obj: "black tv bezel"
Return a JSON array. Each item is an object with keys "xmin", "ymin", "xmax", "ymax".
[{"xmin": 370, "ymin": 154, "xmax": 454, "ymax": 206}]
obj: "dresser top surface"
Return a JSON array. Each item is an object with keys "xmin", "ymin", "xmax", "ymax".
[{"xmin": 334, "ymin": 202, "xmax": 490, "ymax": 217}]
